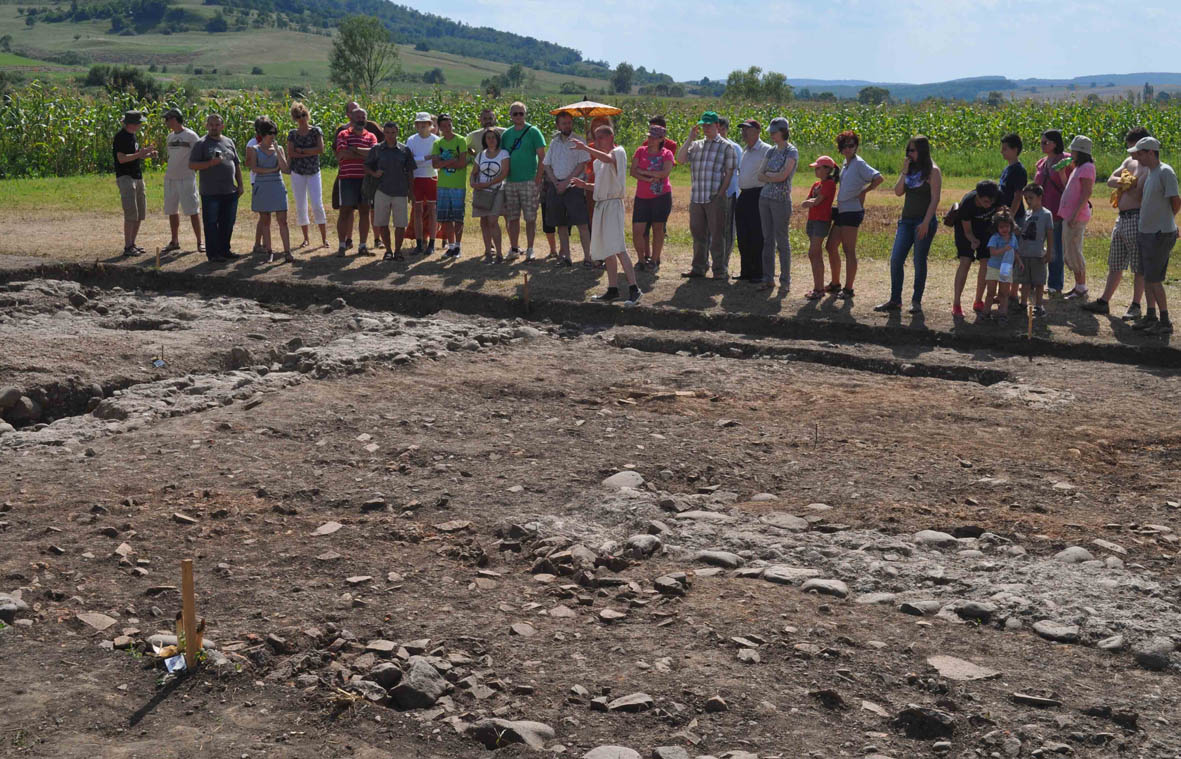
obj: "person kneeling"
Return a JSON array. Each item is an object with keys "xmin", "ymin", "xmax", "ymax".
[{"xmin": 571, "ymin": 126, "xmax": 641, "ymax": 305}]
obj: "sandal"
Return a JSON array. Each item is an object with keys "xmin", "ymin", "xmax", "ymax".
[
  {"xmin": 582, "ymin": 260, "xmax": 595, "ymax": 269},
  {"xmin": 824, "ymin": 282, "xmax": 842, "ymax": 293},
  {"xmin": 804, "ymin": 289, "xmax": 823, "ymax": 300},
  {"xmin": 284, "ymin": 252, "xmax": 295, "ymax": 263},
  {"xmin": 837, "ymin": 287, "xmax": 854, "ymax": 299}
]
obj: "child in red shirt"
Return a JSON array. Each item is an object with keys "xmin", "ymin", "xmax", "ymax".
[{"xmin": 799, "ymin": 155, "xmax": 839, "ymax": 299}]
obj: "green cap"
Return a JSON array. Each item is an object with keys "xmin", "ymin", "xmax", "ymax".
[{"xmin": 697, "ymin": 111, "xmax": 720, "ymax": 126}]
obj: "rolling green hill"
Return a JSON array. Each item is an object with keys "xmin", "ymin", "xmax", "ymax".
[{"xmin": 1, "ymin": 0, "xmax": 613, "ymax": 94}]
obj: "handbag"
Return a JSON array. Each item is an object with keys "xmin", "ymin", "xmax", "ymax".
[
  {"xmin": 472, "ymin": 186, "xmax": 499, "ymax": 211},
  {"xmin": 942, "ymin": 202, "xmax": 960, "ymax": 227}
]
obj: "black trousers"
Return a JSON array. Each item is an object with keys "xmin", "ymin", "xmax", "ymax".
[{"xmin": 735, "ymin": 188, "xmax": 765, "ymax": 281}]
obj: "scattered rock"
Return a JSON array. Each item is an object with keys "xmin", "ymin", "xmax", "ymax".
[
  {"xmin": 1133, "ymin": 637, "xmax": 1175, "ymax": 671},
  {"xmin": 1010, "ymin": 692, "xmax": 1061, "ymax": 708},
  {"xmin": 368, "ymin": 662, "xmax": 402, "ymax": 689},
  {"xmin": 347, "ymin": 679, "xmax": 388, "ymax": 704},
  {"xmin": 653, "ymin": 748, "xmax": 691, "ymax": 759},
  {"xmin": 736, "ymin": 648, "xmax": 760, "ymax": 664},
  {"xmin": 602, "ymin": 471, "xmax": 645, "ymax": 490},
  {"xmin": 761, "ymin": 565, "xmax": 821, "ymax": 585},
  {"xmin": 607, "ymin": 692, "xmax": 654, "ymax": 712},
  {"xmin": 76, "ymin": 612, "xmax": 117, "ymax": 632},
  {"xmin": 927, "ymin": 655, "xmax": 1000, "ymax": 682},
  {"xmin": 583, "ymin": 748, "xmax": 640, "ymax": 759},
  {"xmin": 1090, "ymin": 538, "xmax": 1126, "ymax": 556},
  {"xmin": 800, "ymin": 578, "xmax": 849, "ymax": 599},
  {"xmin": 704, "ymin": 695, "xmax": 728, "ymax": 712},
  {"xmin": 626, "ymin": 534, "xmax": 663, "ymax": 558},
  {"xmin": 1033, "ymin": 621, "xmax": 1080, "ymax": 644},
  {"xmin": 1054, "ymin": 546, "xmax": 1094, "ymax": 564},
  {"xmin": 433, "ymin": 520, "xmax": 472, "ymax": 533},
  {"xmin": 389, "ymin": 656, "xmax": 449, "ymax": 709},
  {"xmin": 311, "ymin": 521, "xmax": 343, "ymax": 536},
  {"xmin": 693, "ymin": 550, "xmax": 744, "ymax": 569},
  {"xmin": 599, "ymin": 608, "xmax": 627, "ymax": 622},
  {"xmin": 171, "ymin": 511, "xmax": 198, "ymax": 525},
  {"xmin": 759, "ymin": 513, "xmax": 809, "ymax": 531},
  {"xmin": 510, "ymin": 622, "xmax": 537, "ymax": 637},
  {"xmin": 893, "ymin": 706, "xmax": 955, "ymax": 739},
  {"xmin": 913, "ymin": 530, "xmax": 958, "ymax": 547},
  {"xmin": 466, "ymin": 718, "xmax": 555, "ymax": 750},
  {"xmin": 1097, "ymin": 634, "xmax": 1125, "ymax": 651}
]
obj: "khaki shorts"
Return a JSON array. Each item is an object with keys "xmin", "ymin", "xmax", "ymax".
[
  {"xmin": 117, "ymin": 175, "xmax": 146, "ymax": 222},
  {"xmin": 502, "ymin": 180, "xmax": 539, "ymax": 223},
  {"xmin": 163, "ymin": 177, "xmax": 199, "ymax": 216},
  {"xmin": 373, "ymin": 190, "xmax": 409, "ymax": 229}
]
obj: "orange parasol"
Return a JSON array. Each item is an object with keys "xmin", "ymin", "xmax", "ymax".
[{"xmin": 549, "ymin": 100, "xmax": 623, "ymax": 118}]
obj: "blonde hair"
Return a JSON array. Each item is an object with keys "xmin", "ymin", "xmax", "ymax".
[{"xmin": 290, "ymin": 101, "xmax": 309, "ymax": 120}]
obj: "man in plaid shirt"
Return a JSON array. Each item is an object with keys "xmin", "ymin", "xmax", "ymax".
[{"xmin": 678, "ymin": 111, "xmax": 736, "ymax": 279}]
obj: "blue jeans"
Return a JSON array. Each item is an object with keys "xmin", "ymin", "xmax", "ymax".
[
  {"xmin": 889, "ymin": 216, "xmax": 937, "ymax": 304},
  {"xmin": 201, "ymin": 193, "xmax": 238, "ymax": 259},
  {"xmin": 1048, "ymin": 217, "xmax": 1065, "ymax": 291}
]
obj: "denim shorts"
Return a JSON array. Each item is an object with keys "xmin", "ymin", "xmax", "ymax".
[
  {"xmin": 805, "ymin": 219, "xmax": 831, "ymax": 238},
  {"xmin": 436, "ymin": 187, "xmax": 465, "ymax": 223}
]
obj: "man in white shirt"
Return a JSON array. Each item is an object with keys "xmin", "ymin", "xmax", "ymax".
[
  {"xmin": 406, "ymin": 112, "xmax": 440, "ymax": 254},
  {"xmin": 161, "ymin": 109, "xmax": 203, "ymax": 254},
  {"xmin": 734, "ymin": 119, "xmax": 770, "ymax": 281},
  {"xmin": 542, "ymin": 112, "xmax": 591, "ymax": 265}
]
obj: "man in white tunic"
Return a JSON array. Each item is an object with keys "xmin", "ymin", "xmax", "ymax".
[{"xmin": 571, "ymin": 125, "xmax": 641, "ymax": 305}]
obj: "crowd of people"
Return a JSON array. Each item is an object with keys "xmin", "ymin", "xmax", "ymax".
[{"xmin": 112, "ymin": 103, "xmax": 1180, "ymax": 331}]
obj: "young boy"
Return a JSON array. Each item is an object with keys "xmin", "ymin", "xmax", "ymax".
[
  {"xmin": 1016, "ymin": 183, "xmax": 1054, "ymax": 317},
  {"xmin": 984, "ymin": 210, "xmax": 1018, "ymax": 324}
]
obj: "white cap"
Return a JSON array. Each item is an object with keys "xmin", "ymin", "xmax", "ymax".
[
  {"xmin": 413, "ymin": 111, "xmax": 432, "ymax": 123},
  {"xmin": 1129, "ymin": 136, "xmax": 1162, "ymax": 153},
  {"xmin": 1068, "ymin": 135, "xmax": 1093, "ymax": 155}
]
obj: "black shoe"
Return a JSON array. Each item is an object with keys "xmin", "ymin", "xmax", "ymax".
[
  {"xmin": 1147, "ymin": 320, "xmax": 1174, "ymax": 335},
  {"xmin": 425, "ymin": 240, "xmax": 435, "ymax": 255},
  {"xmin": 413, "ymin": 240, "xmax": 424, "ymax": 255},
  {"xmin": 383, "ymin": 250, "xmax": 394, "ymax": 261},
  {"xmin": 592, "ymin": 287, "xmax": 620, "ymax": 302},
  {"xmin": 908, "ymin": 302, "xmax": 923, "ymax": 315},
  {"xmin": 345, "ymin": 238, "xmax": 353, "ymax": 250},
  {"xmin": 837, "ymin": 287, "xmax": 854, "ymax": 299},
  {"xmin": 681, "ymin": 270, "xmax": 705, "ymax": 278},
  {"xmin": 873, "ymin": 301, "xmax": 901, "ymax": 312},
  {"xmin": 626, "ymin": 285, "xmax": 642, "ymax": 305},
  {"xmin": 121, "ymin": 245, "xmax": 136, "ymax": 258},
  {"xmin": 1122, "ymin": 303, "xmax": 1141, "ymax": 320},
  {"xmin": 1132, "ymin": 316, "xmax": 1159, "ymax": 331},
  {"xmin": 1081, "ymin": 298, "xmax": 1109, "ymax": 314}
]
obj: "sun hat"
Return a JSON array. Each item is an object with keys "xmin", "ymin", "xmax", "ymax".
[
  {"xmin": 1068, "ymin": 135, "xmax": 1093, "ymax": 154},
  {"xmin": 768, "ymin": 117, "xmax": 790, "ymax": 135},
  {"xmin": 809, "ymin": 155, "xmax": 838, "ymax": 169},
  {"xmin": 123, "ymin": 110, "xmax": 144, "ymax": 125},
  {"xmin": 1129, "ymin": 136, "xmax": 1162, "ymax": 153},
  {"xmin": 697, "ymin": 111, "xmax": 720, "ymax": 125},
  {"xmin": 738, "ymin": 119, "xmax": 761, "ymax": 130},
  {"xmin": 413, "ymin": 111, "xmax": 432, "ymax": 123}
]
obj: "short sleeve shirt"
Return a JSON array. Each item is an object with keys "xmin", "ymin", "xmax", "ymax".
[
  {"xmin": 431, "ymin": 135, "xmax": 469, "ymax": 190},
  {"xmin": 1034, "ymin": 154, "xmax": 1071, "ymax": 217},
  {"xmin": 592, "ymin": 145, "xmax": 627, "ymax": 202},
  {"xmin": 998, "ymin": 161, "xmax": 1028, "ymax": 217},
  {"xmin": 334, "ymin": 128, "xmax": 377, "ymax": 180},
  {"xmin": 837, "ymin": 154, "xmax": 880, "ymax": 212},
  {"xmin": 113, "ymin": 129, "xmax": 141, "ymax": 179},
  {"xmin": 957, "ymin": 190, "xmax": 997, "ymax": 241},
  {"xmin": 987, "ymin": 233, "xmax": 1018, "ymax": 258},
  {"xmin": 1139, "ymin": 163, "xmax": 1180, "ymax": 234},
  {"xmin": 475, "ymin": 149, "xmax": 510, "ymax": 190},
  {"xmin": 164, "ymin": 127, "xmax": 199, "ymax": 181},
  {"xmin": 807, "ymin": 179, "xmax": 837, "ymax": 222},
  {"xmin": 1018, "ymin": 207, "xmax": 1053, "ymax": 257},
  {"xmin": 1059, "ymin": 162, "xmax": 1096, "ymax": 223},
  {"xmin": 405, "ymin": 133, "xmax": 439, "ymax": 179},
  {"xmin": 501, "ymin": 124, "xmax": 546, "ymax": 183},
  {"xmin": 542, "ymin": 133, "xmax": 588, "ymax": 182},
  {"xmin": 633, "ymin": 146, "xmax": 674, "ymax": 200},
  {"xmin": 760, "ymin": 143, "xmax": 799, "ymax": 202},
  {"xmin": 467, "ymin": 126, "xmax": 506, "ymax": 153},
  {"xmin": 364, "ymin": 141, "xmax": 417, "ymax": 197},
  {"xmin": 189, "ymin": 135, "xmax": 239, "ymax": 196},
  {"xmin": 287, "ymin": 126, "xmax": 323, "ymax": 176}
]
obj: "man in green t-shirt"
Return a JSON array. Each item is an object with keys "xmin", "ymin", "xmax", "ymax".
[
  {"xmin": 499, "ymin": 101, "xmax": 547, "ymax": 261},
  {"xmin": 430, "ymin": 113, "xmax": 470, "ymax": 259}
]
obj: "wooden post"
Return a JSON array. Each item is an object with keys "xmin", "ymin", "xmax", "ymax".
[
  {"xmin": 181, "ymin": 559, "xmax": 198, "ymax": 669},
  {"xmin": 1027, "ymin": 302, "xmax": 1034, "ymax": 340},
  {"xmin": 523, "ymin": 273, "xmax": 531, "ymax": 313}
]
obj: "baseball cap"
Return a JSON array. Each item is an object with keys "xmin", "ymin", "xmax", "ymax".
[
  {"xmin": 809, "ymin": 155, "xmax": 838, "ymax": 169},
  {"xmin": 162, "ymin": 108, "xmax": 183, "ymax": 122},
  {"xmin": 1129, "ymin": 136, "xmax": 1162, "ymax": 153},
  {"xmin": 768, "ymin": 117, "xmax": 790, "ymax": 135},
  {"xmin": 123, "ymin": 110, "xmax": 144, "ymax": 125},
  {"xmin": 738, "ymin": 119, "xmax": 761, "ymax": 130},
  {"xmin": 1068, "ymin": 135, "xmax": 1093, "ymax": 154},
  {"xmin": 414, "ymin": 111, "xmax": 432, "ymax": 123},
  {"xmin": 437, "ymin": 112, "xmax": 451, "ymax": 123},
  {"xmin": 697, "ymin": 111, "xmax": 720, "ymax": 125}
]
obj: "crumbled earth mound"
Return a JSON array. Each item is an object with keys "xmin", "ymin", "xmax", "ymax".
[{"xmin": 1, "ymin": 278, "xmax": 1179, "ymax": 758}]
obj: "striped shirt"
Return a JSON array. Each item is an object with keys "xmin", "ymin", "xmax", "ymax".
[
  {"xmin": 680, "ymin": 135, "xmax": 737, "ymax": 205},
  {"xmin": 334, "ymin": 127, "xmax": 377, "ymax": 180}
]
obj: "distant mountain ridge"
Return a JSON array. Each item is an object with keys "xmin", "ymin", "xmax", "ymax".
[{"xmin": 786, "ymin": 73, "xmax": 1181, "ymax": 101}]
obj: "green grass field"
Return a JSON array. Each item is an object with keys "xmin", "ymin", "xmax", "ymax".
[{"xmin": 1, "ymin": 0, "xmax": 607, "ymax": 94}]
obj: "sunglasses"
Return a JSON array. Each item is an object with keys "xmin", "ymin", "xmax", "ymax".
[
  {"xmin": 510, "ymin": 111, "xmax": 525, "ymax": 116},
  {"xmin": 839, "ymin": 142, "xmax": 856, "ymax": 149}
]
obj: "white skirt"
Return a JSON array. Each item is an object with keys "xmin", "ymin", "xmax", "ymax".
[{"xmin": 590, "ymin": 197, "xmax": 626, "ymax": 261}]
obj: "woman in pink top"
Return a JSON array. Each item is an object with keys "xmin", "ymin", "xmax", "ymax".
[
  {"xmin": 1034, "ymin": 129, "xmax": 1070, "ymax": 294},
  {"xmin": 630, "ymin": 124, "xmax": 675, "ymax": 272},
  {"xmin": 1058, "ymin": 135, "xmax": 1096, "ymax": 299}
]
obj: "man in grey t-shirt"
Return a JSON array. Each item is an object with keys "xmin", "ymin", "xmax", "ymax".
[
  {"xmin": 1129, "ymin": 136, "xmax": 1180, "ymax": 335},
  {"xmin": 188, "ymin": 113, "xmax": 244, "ymax": 262}
]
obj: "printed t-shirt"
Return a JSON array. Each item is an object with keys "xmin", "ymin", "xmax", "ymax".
[
  {"xmin": 633, "ymin": 146, "xmax": 674, "ymax": 199},
  {"xmin": 431, "ymin": 135, "xmax": 469, "ymax": 190},
  {"xmin": 164, "ymin": 127, "xmax": 199, "ymax": 181},
  {"xmin": 1018, "ymin": 207, "xmax": 1053, "ymax": 257}
]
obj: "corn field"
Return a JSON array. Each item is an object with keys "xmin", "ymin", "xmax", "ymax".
[{"xmin": 5, "ymin": 81, "xmax": 1181, "ymax": 179}]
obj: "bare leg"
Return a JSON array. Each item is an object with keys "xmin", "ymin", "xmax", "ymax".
[
  {"xmin": 524, "ymin": 218, "xmax": 537, "ymax": 250},
  {"xmin": 632, "ymin": 223, "xmax": 650, "ymax": 262},
  {"xmin": 842, "ymin": 227, "xmax": 859, "ymax": 290},
  {"xmin": 337, "ymin": 208, "xmax": 354, "ymax": 247},
  {"xmin": 651, "ymin": 223, "xmax": 666, "ymax": 264},
  {"xmin": 169, "ymin": 213, "xmax": 180, "ymax": 245},
  {"xmin": 123, "ymin": 219, "xmax": 139, "ymax": 248},
  {"xmin": 557, "ymin": 227, "xmax": 571, "ymax": 260},
  {"xmin": 576, "ymin": 223, "xmax": 591, "ymax": 263},
  {"xmin": 808, "ymin": 237, "xmax": 825, "ymax": 291},
  {"xmin": 825, "ymin": 229, "xmax": 842, "ymax": 286},
  {"xmin": 953, "ymin": 257, "xmax": 973, "ymax": 309},
  {"xmin": 1133, "ymin": 273, "xmax": 1145, "ymax": 306},
  {"xmin": 413, "ymin": 202, "xmax": 424, "ymax": 243},
  {"xmin": 276, "ymin": 211, "xmax": 291, "ymax": 253},
  {"xmin": 606, "ymin": 255, "xmax": 619, "ymax": 288},
  {"xmin": 259, "ymin": 212, "xmax": 272, "ymax": 252},
  {"xmin": 491, "ymin": 217, "xmax": 503, "ymax": 255},
  {"xmin": 618, "ymin": 251, "xmax": 637, "ymax": 286},
  {"xmin": 358, "ymin": 204, "xmax": 371, "ymax": 245},
  {"xmin": 189, "ymin": 214, "xmax": 203, "ymax": 247},
  {"xmin": 507, "ymin": 218, "xmax": 521, "ymax": 250},
  {"xmin": 318, "ymin": 223, "xmax": 328, "ymax": 247},
  {"xmin": 299, "ymin": 225, "xmax": 310, "ymax": 246},
  {"xmin": 973, "ymin": 260, "xmax": 988, "ymax": 304}
]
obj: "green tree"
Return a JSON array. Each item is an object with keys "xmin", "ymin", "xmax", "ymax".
[
  {"xmin": 423, "ymin": 67, "xmax": 445, "ymax": 85},
  {"xmin": 503, "ymin": 63, "xmax": 525, "ymax": 87},
  {"xmin": 205, "ymin": 12, "xmax": 228, "ymax": 32},
  {"xmin": 858, "ymin": 86, "xmax": 890, "ymax": 105},
  {"xmin": 986, "ymin": 90, "xmax": 1004, "ymax": 106},
  {"xmin": 0, "ymin": 34, "xmax": 11, "ymax": 52},
  {"xmin": 611, "ymin": 62, "xmax": 634, "ymax": 94},
  {"xmin": 329, "ymin": 15, "xmax": 400, "ymax": 93}
]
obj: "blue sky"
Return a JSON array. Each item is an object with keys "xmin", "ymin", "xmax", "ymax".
[{"xmin": 405, "ymin": 0, "xmax": 1181, "ymax": 82}]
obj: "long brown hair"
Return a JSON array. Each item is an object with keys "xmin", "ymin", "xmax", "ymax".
[{"xmin": 908, "ymin": 135, "xmax": 933, "ymax": 181}]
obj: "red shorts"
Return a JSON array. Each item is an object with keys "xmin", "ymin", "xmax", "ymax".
[{"xmin": 413, "ymin": 177, "xmax": 438, "ymax": 202}]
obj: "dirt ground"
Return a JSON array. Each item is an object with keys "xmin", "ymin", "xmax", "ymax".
[{"xmin": 1, "ymin": 277, "xmax": 1179, "ymax": 759}]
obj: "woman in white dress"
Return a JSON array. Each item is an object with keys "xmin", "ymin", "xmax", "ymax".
[{"xmin": 571, "ymin": 125, "xmax": 641, "ymax": 305}]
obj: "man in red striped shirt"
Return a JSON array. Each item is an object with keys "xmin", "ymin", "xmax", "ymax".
[{"xmin": 334, "ymin": 107, "xmax": 378, "ymax": 257}]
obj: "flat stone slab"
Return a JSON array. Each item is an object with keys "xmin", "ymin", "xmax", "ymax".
[{"xmin": 927, "ymin": 655, "xmax": 1001, "ymax": 682}]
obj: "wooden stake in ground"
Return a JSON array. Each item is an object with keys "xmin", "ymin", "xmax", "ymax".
[
  {"xmin": 1027, "ymin": 303, "xmax": 1033, "ymax": 340},
  {"xmin": 180, "ymin": 559, "xmax": 199, "ymax": 669},
  {"xmin": 522, "ymin": 272, "xmax": 531, "ymax": 313}
]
